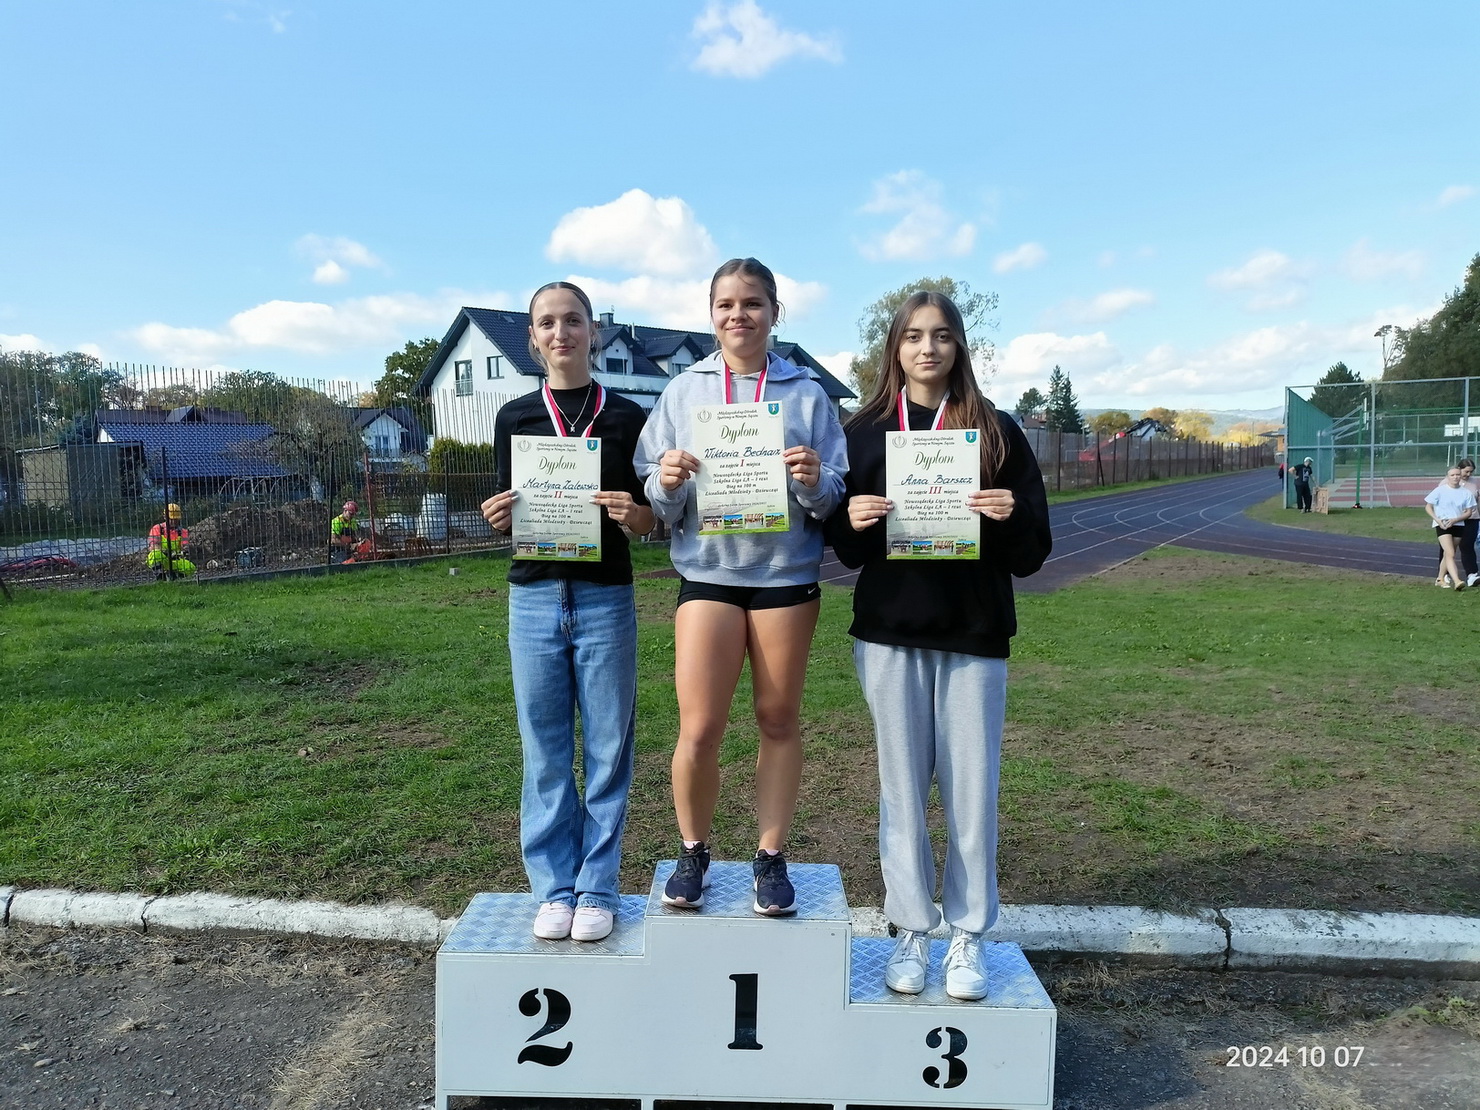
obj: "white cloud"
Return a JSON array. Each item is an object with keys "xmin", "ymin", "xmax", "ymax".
[
  {"xmin": 0, "ymin": 332, "xmax": 45, "ymax": 351},
  {"xmin": 1208, "ymin": 249, "xmax": 1311, "ymax": 311},
  {"xmin": 312, "ymin": 260, "xmax": 349, "ymax": 285},
  {"xmin": 1209, "ymin": 249, "xmax": 1298, "ymax": 291},
  {"xmin": 992, "ymin": 242, "xmax": 1048, "ymax": 274},
  {"xmin": 1437, "ymin": 185, "xmax": 1475, "ymax": 208},
  {"xmin": 1087, "ymin": 304, "xmax": 1437, "ymax": 404},
  {"xmin": 859, "ymin": 171, "xmax": 976, "ymax": 262},
  {"xmin": 1343, "ymin": 238, "xmax": 1424, "ymax": 281},
  {"xmin": 568, "ymin": 271, "xmax": 826, "ymax": 332},
  {"xmin": 297, "ymin": 234, "xmax": 385, "ymax": 284},
  {"xmin": 994, "ymin": 331, "xmax": 1120, "ymax": 391},
  {"xmin": 1055, "ymin": 288, "xmax": 1156, "ymax": 324},
  {"xmin": 547, "ymin": 190, "xmax": 719, "ymax": 278},
  {"xmin": 130, "ymin": 288, "xmax": 507, "ymax": 366},
  {"xmin": 691, "ymin": 1, "xmax": 841, "ymax": 78}
]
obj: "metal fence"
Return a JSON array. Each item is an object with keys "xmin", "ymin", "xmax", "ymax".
[
  {"xmin": 0, "ymin": 360, "xmax": 510, "ymax": 589},
  {"xmin": 1023, "ymin": 428, "xmax": 1274, "ymax": 493},
  {"xmin": 1285, "ymin": 375, "xmax": 1480, "ymax": 507},
  {"xmin": 2, "ymin": 357, "xmax": 1276, "ymax": 591}
]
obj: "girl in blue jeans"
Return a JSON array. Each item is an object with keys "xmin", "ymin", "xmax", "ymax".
[{"xmin": 481, "ymin": 282, "xmax": 654, "ymax": 942}]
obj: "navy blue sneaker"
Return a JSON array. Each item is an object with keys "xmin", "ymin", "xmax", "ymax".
[
  {"xmin": 662, "ymin": 842, "xmax": 710, "ymax": 907},
  {"xmin": 752, "ymin": 850, "xmax": 797, "ymax": 916}
]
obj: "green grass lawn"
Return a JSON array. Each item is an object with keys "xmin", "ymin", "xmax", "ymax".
[
  {"xmin": 2, "ymin": 543, "xmax": 1475, "ymax": 917},
  {"xmin": 1243, "ymin": 493, "xmax": 1438, "ymax": 542}
]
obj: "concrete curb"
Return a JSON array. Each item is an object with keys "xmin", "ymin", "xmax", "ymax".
[{"xmin": 3, "ymin": 887, "xmax": 1478, "ymax": 977}]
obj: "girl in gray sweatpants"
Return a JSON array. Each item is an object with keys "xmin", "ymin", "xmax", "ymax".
[{"xmin": 828, "ymin": 291, "xmax": 1051, "ymax": 999}]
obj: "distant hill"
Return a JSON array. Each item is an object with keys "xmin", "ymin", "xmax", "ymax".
[{"xmin": 1082, "ymin": 407, "xmax": 1283, "ymax": 435}]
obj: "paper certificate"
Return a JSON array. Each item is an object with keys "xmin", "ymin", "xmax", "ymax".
[
  {"xmin": 510, "ymin": 435, "xmax": 602, "ymax": 561},
  {"xmin": 692, "ymin": 402, "xmax": 789, "ymax": 535},
  {"xmin": 885, "ymin": 429, "xmax": 980, "ymax": 559}
]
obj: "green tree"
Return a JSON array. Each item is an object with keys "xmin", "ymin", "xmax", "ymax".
[
  {"xmin": 849, "ymin": 277, "xmax": 998, "ymax": 401},
  {"xmin": 1382, "ymin": 254, "xmax": 1480, "ymax": 408},
  {"xmin": 199, "ymin": 370, "xmax": 296, "ymax": 423},
  {"xmin": 1044, "ymin": 365, "xmax": 1084, "ymax": 433},
  {"xmin": 1088, "ymin": 409, "xmax": 1133, "ymax": 437},
  {"xmin": 1309, "ymin": 361, "xmax": 1366, "ymax": 418},
  {"xmin": 1141, "ymin": 407, "xmax": 1179, "ymax": 434},
  {"xmin": 376, "ymin": 338, "xmax": 440, "ymax": 408},
  {"xmin": 1014, "ymin": 387, "xmax": 1046, "ymax": 422}
]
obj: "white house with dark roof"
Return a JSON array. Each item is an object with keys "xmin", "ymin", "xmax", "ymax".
[{"xmin": 414, "ymin": 306, "xmax": 854, "ymax": 444}]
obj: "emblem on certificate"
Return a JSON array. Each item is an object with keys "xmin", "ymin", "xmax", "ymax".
[
  {"xmin": 692, "ymin": 402, "xmax": 789, "ymax": 535},
  {"xmin": 884, "ymin": 429, "xmax": 979, "ymax": 559},
  {"xmin": 510, "ymin": 435, "xmax": 602, "ymax": 561}
]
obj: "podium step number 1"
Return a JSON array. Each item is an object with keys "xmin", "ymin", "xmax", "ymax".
[{"xmin": 437, "ymin": 862, "xmax": 1056, "ymax": 1109}]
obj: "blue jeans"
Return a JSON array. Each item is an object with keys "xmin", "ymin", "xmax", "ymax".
[{"xmin": 508, "ymin": 579, "xmax": 638, "ymax": 913}]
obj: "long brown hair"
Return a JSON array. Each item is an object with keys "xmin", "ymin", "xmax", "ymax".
[{"xmin": 849, "ymin": 290, "xmax": 1007, "ymax": 483}]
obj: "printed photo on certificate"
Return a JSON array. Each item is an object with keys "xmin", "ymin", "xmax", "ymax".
[
  {"xmin": 510, "ymin": 435, "xmax": 602, "ymax": 561},
  {"xmin": 884, "ymin": 429, "xmax": 980, "ymax": 559},
  {"xmin": 692, "ymin": 402, "xmax": 789, "ymax": 535}
]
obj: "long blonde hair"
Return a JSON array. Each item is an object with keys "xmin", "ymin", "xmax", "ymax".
[{"xmin": 849, "ymin": 291, "xmax": 1007, "ymax": 483}]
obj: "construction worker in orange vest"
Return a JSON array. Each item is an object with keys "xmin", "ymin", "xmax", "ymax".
[{"xmin": 147, "ymin": 503, "xmax": 196, "ymax": 579}]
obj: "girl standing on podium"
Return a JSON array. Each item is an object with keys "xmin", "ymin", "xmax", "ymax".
[
  {"xmin": 481, "ymin": 281, "xmax": 654, "ymax": 943},
  {"xmin": 634, "ymin": 257, "xmax": 847, "ymax": 917},
  {"xmin": 828, "ymin": 291, "xmax": 1051, "ymax": 999}
]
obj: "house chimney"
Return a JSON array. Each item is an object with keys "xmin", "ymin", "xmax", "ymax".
[{"xmin": 599, "ymin": 310, "xmax": 614, "ymax": 328}]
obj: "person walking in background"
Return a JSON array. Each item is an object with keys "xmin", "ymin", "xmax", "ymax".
[
  {"xmin": 634, "ymin": 257, "xmax": 847, "ymax": 918},
  {"xmin": 480, "ymin": 281, "xmax": 653, "ymax": 943},
  {"xmin": 1291, "ymin": 456, "xmax": 1315, "ymax": 512},
  {"xmin": 829, "ymin": 291, "xmax": 1051, "ymax": 1000},
  {"xmin": 146, "ymin": 503, "xmax": 195, "ymax": 579},
  {"xmin": 1425, "ymin": 465, "xmax": 1476, "ymax": 590},
  {"xmin": 330, "ymin": 501, "xmax": 361, "ymax": 564}
]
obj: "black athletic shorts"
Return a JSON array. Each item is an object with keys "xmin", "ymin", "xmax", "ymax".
[{"xmin": 676, "ymin": 577, "xmax": 821, "ymax": 611}]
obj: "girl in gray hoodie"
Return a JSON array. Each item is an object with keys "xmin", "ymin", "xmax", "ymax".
[{"xmin": 635, "ymin": 257, "xmax": 846, "ymax": 917}]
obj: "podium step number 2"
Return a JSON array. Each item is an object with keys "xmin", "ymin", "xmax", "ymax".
[{"xmin": 436, "ymin": 862, "xmax": 1056, "ymax": 1109}]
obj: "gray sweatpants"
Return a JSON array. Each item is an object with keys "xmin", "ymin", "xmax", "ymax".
[{"xmin": 853, "ymin": 640, "xmax": 1006, "ymax": 936}]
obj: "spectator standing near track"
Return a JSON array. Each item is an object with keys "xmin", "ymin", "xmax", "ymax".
[
  {"xmin": 1291, "ymin": 457, "xmax": 1315, "ymax": 513},
  {"xmin": 1425, "ymin": 466, "xmax": 1476, "ymax": 590},
  {"xmin": 1458, "ymin": 459, "xmax": 1478, "ymax": 587}
]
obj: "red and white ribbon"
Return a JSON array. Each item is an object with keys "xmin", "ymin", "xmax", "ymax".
[
  {"xmin": 897, "ymin": 387, "xmax": 948, "ymax": 431},
  {"xmin": 723, "ymin": 364, "xmax": 768, "ymax": 405},
  {"xmin": 541, "ymin": 381, "xmax": 606, "ymax": 438}
]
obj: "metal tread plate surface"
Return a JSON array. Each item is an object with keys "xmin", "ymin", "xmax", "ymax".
[
  {"xmin": 849, "ymin": 937, "xmax": 1054, "ymax": 1009},
  {"xmin": 440, "ymin": 892, "xmax": 647, "ymax": 956},
  {"xmin": 645, "ymin": 859, "xmax": 850, "ymax": 922}
]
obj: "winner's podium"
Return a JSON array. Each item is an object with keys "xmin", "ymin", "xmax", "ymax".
[{"xmin": 437, "ymin": 862, "xmax": 1055, "ymax": 1109}]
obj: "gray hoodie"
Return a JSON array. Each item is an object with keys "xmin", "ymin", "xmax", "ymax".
[{"xmin": 635, "ymin": 350, "xmax": 847, "ymax": 586}]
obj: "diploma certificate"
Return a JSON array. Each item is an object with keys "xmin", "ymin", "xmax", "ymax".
[
  {"xmin": 692, "ymin": 402, "xmax": 789, "ymax": 535},
  {"xmin": 510, "ymin": 435, "xmax": 602, "ymax": 561},
  {"xmin": 884, "ymin": 429, "xmax": 980, "ymax": 559}
]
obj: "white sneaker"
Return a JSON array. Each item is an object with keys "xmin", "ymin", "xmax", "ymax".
[
  {"xmin": 570, "ymin": 906, "xmax": 614, "ymax": 942},
  {"xmin": 944, "ymin": 930, "xmax": 988, "ymax": 1000},
  {"xmin": 884, "ymin": 929, "xmax": 929, "ymax": 994},
  {"xmin": 532, "ymin": 901, "xmax": 573, "ymax": 940},
  {"xmin": 1468, "ymin": 574, "xmax": 1479, "ymax": 588}
]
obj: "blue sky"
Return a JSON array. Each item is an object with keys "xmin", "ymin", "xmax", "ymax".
[{"xmin": 2, "ymin": 0, "xmax": 1477, "ymax": 413}]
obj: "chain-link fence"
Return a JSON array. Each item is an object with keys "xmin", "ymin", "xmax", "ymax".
[
  {"xmin": 0, "ymin": 360, "xmax": 509, "ymax": 589},
  {"xmin": 2, "ymin": 356, "xmax": 1277, "ymax": 591},
  {"xmin": 1285, "ymin": 376, "xmax": 1480, "ymax": 507}
]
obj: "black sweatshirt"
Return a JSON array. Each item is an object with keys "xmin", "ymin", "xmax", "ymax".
[
  {"xmin": 826, "ymin": 402, "xmax": 1052, "ymax": 658},
  {"xmin": 493, "ymin": 386, "xmax": 650, "ymax": 586}
]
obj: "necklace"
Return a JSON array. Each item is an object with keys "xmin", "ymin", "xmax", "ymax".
[{"xmin": 552, "ymin": 381, "xmax": 595, "ymax": 432}]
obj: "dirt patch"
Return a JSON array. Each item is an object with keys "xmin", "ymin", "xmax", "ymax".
[{"xmin": 1098, "ymin": 549, "xmax": 1388, "ymax": 586}]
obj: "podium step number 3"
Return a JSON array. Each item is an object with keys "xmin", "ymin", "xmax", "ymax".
[{"xmin": 436, "ymin": 862, "xmax": 1056, "ymax": 1109}]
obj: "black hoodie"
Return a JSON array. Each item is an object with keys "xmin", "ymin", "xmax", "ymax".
[{"xmin": 827, "ymin": 402, "xmax": 1051, "ymax": 658}]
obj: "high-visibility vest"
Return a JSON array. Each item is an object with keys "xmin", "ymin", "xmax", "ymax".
[{"xmin": 149, "ymin": 523, "xmax": 188, "ymax": 554}]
